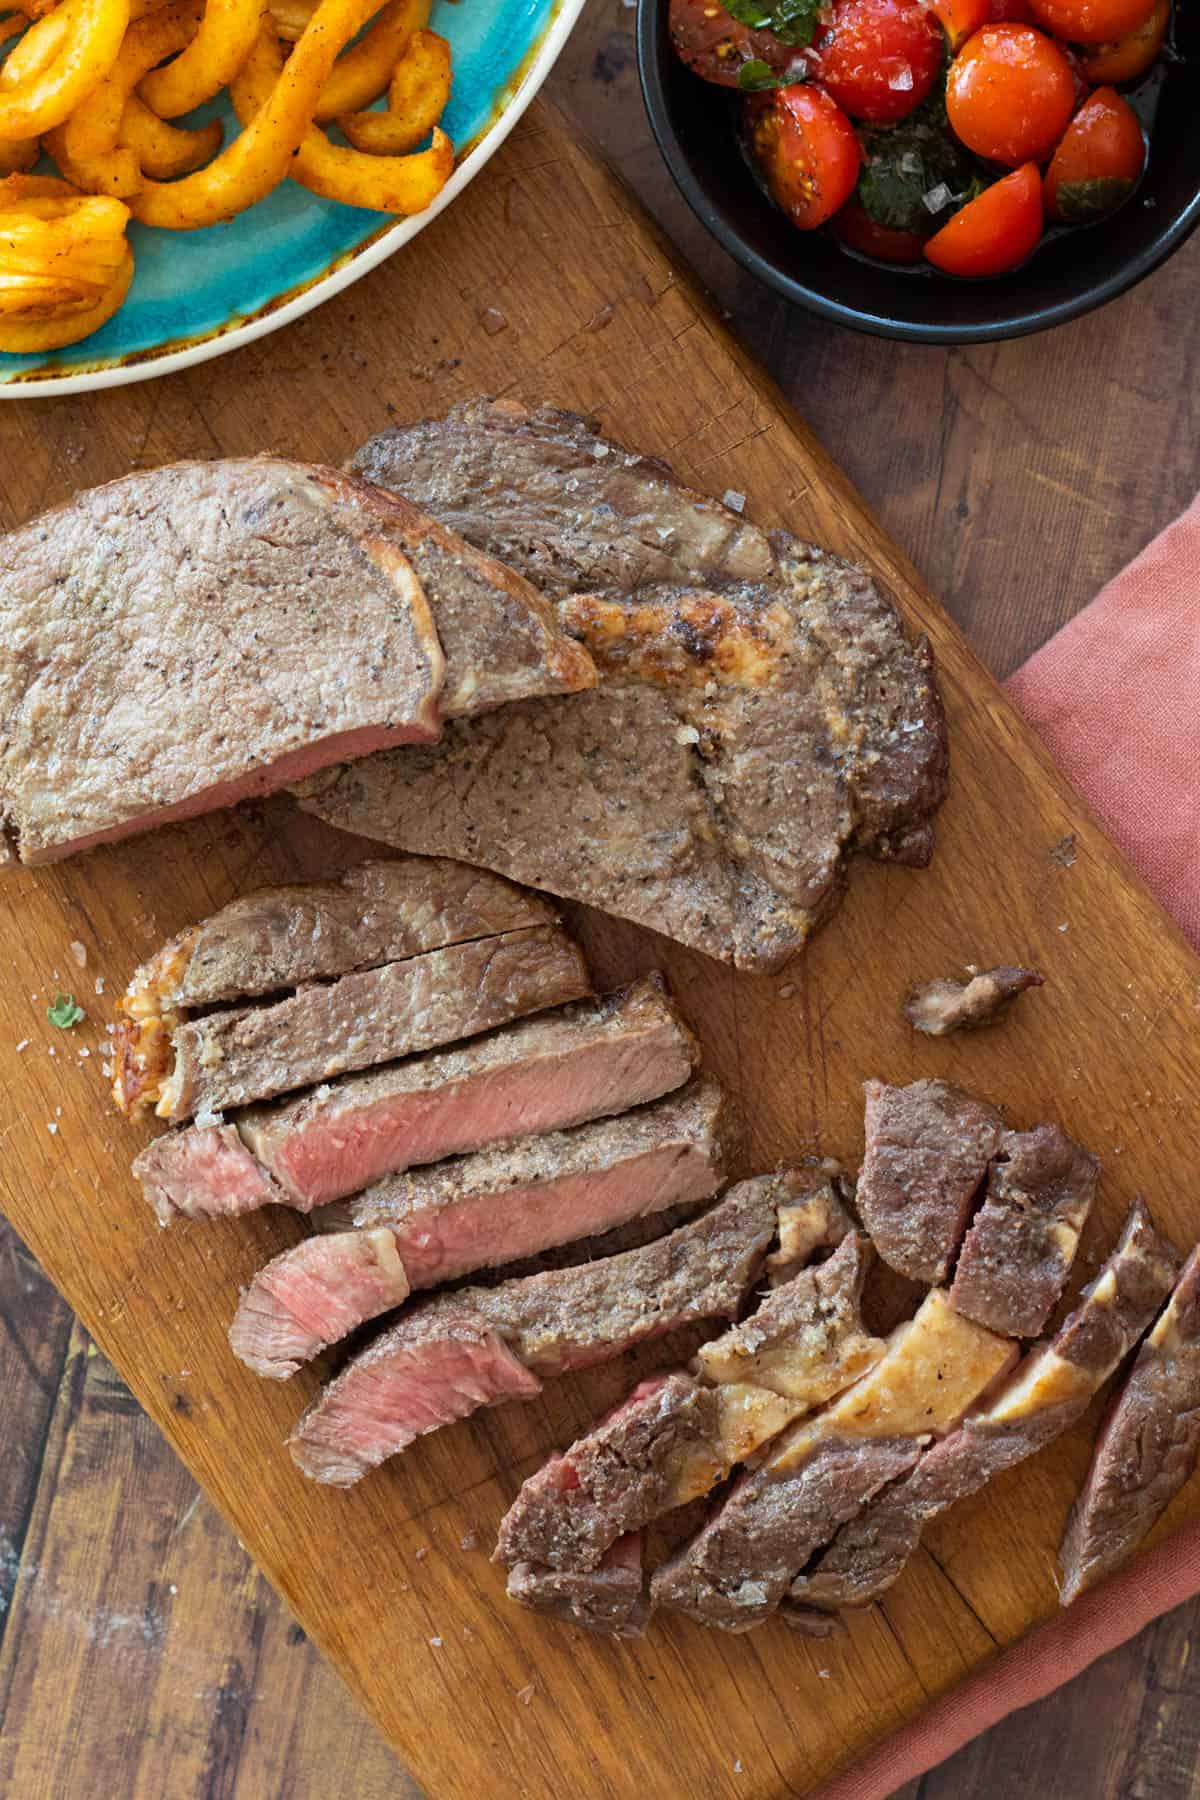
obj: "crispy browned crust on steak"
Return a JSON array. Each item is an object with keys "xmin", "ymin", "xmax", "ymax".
[{"xmin": 507, "ymin": 1534, "xmax": 649, "ymax": 1638}]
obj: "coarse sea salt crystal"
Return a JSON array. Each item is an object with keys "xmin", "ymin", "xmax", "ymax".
[
  {"xmin": 722, "ymin": 489, "xmax": 746, "ymax": 514},
  {"xmin": 888, "ymin": 65, "xmax": 914, "ymax": 89},
  {"xmin": 194, "ymin": 1108, "xmax": 225, "ymax": 1130},
  {"xmin": 47, "ymin": 1122, "xmax": 58, "ymax": 1135},
  {"xmin": 15, "ymin": 1039, "xmax": 28, "ymax": 1053},
  {"xmin": 69, "ymin": 941, "xmax": 87, "ymax": 968},
  {"xmin": 94, "ymin": 976, "xmax": 105, "ymax": 995},
  {"xmin": 675, "ymin": 725, "xmax": 700, "ymax": 746}
]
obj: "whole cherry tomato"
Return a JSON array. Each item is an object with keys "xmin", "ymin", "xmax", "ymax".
[
  {"xmin": 745, "ymin": 85, "xmax": 862, "ymax": 228},
  {"xmin": 668, "ymin": 0, "xmax": 808, "ymax": 87},
  {"xmin": 946, "ymin": 25, "xmax": 1078, "ymax": 165},
  {"xmin": 814, "ymin": 0, "xmax": 944, "ymax": 123},
  {"xmin": 832, "ymin": 197, "xmax": 928, "ymax": 259},
  {"xmin": 925, "ymin": 162, "xmax": 1044, "ymax": 274},
  {"xmin": 1027, "ymin": 0, "xmax": 1157, "ymax": 42},
  {"xmin": 1043, "ymin": 86, "xmax": 1145, "ymax": 218},
  {"xmin": 1078, "ymin": 0, "xmax": 1169, "ymax": 78},
  {"xmin": 929, "ymin": 0, "xmax": 990, "ymax": 50}
]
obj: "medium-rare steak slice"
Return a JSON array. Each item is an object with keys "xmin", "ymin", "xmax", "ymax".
[
  {"xmin": 507, "ymin": 1533, "xmax": 649, "ymax": 1638},
  {"xmin": 950, "ymin": 1124, "xmax": 1100, "ymax": 1337},
  {"xmin": 228, "ymin": 1079, "xmax": 727, "ymax": 1377},
  {"xmin": 114, "ymin": 857, "xmax": 558, "ymax": 1115},
  {"xmin": 157, "ymin": 925, "xmax": 590, "ymax": 1122},
  {"xmin": 349, "ymin": 398, "xmax": 777, "ymax": 597},
  {"xmin": 229, "ymin": 1229, "xmax": 411, "ymax": 1380},
  {"xmin": 904, "ymin": 966, "xmax": 1044, "ymax": 1036},
  {"xmin": 792, "ymin": 1199, "xmax": 1179, "ymax": 1613},
  {"xmin": 856, "ymin": 1078, "xmax": 1006, "ymax": 1284},
  {"xmin": 1059, "ymin": 1243, "xmax": 1200, "ymax": 1605},
  {"xmin": 341, "ymin": 1076, "xmax": 726, "ymax": 1267},
  {"xmin": 289, "ymin": 1180, "xmax": 776, "ymax": 1484},
  {"xmin": 0, "ymin": 458, "xmax": 592, "ymax": 866},
  {"xmin": 134, "ymin": 1122, "xmax": 287, "ymax": 1228},
  {"xmin": 651, "ymin": 1289, "xmax": 1016, "ymax": 1629}
]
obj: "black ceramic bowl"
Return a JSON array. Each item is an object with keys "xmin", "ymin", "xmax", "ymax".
[{"xmin": 637, "ymin": 0, "xmax": 1200, "ymax": 342}]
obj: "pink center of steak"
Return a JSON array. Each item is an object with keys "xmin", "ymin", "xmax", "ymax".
[
  {"xmin": 228, "ymin": 1229, "xmax": 410, "ymax": 1380},
  {"xmin": 133, "ymin": 1124, "xmax": 282, "ymax": 1226}
]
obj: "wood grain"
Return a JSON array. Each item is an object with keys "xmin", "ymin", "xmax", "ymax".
[{"xmin": 1, "ymin": 89, "xmax": 1199, "ymax": 1800}]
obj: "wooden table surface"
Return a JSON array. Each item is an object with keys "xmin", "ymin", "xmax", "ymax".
[{"xmin": 3, "ymin": 5, "xmax": 1199, "ymax": 1796}]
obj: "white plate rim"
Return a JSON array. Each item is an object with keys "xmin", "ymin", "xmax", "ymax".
[{"xmin": 0, "ymin": 0, "xmax": 586, "ymax": 401}]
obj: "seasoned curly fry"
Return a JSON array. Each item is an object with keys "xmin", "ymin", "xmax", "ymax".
[
  {"xmin": 337, "ymin": 24, "xmax": 447, "ymax": 154},
  {"xmin": 267, "ymin": 0, "xmax": 312, "ymax": 36},
  {"xmin": 139, "ymin": 0, "xmax": 266, "ymax": 118},
  {"xmin": 50, "ymin": 0, "xmax": 200, "ymax": 158},
  {"xmin": 119, "ymin": 91, "xmax": 222, "ymax": 176},
  {"xmin": 314, "ymin": 0, "xmax": 426, "ymax": 122},
  {"xmin": 0, "ymin": 0, "xmax": 132, "ymax": 139},
  {"xmin": 0, "ymin": 239, "xmax": 130, "ymax": 346},
  {"xmin": 233, "ymin": 20, "xmax": 451, "ymax": 213},
  {"xmin": 129, "ymin": 0, "xmax": 375, "ymax": 227},
  {"xmin": 0, "ymin": 132, "xmax": 37, "ymax": 169}
]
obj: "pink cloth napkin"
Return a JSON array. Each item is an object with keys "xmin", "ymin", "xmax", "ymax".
[{"xmin": 815, "ymin": 492, "xmax": 1200, "ymax": 1800}]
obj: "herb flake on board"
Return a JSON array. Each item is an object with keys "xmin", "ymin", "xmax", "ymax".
[{"xmin": 47, "ymin": 993, "xmax": 85, "ymax": 1029}]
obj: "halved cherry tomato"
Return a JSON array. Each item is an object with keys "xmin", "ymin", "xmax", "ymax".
[
  {"xmin": 1027, "ymin": 0, "xmax": 1156, "ymax": 43},
  {"xmin": 929, "ymin": 0, "xmax": 989, "ymax": 50},
  {"xmin": 925, "ymin": 162, "xmax": 1044, "ymax": 274},
  {"xmin": 946, "ymin": 25, "xmax": 1077, "ymax": 165},
  {"xmin": 745, "ymin": 85, "xmax": 862, "ymax": 228},
  {"xmin": 668, "ymin": 0, "xmax": 807, "ymax": 87},
  {"xmin": 1043, "ymin": 85, "xmax": 1145, "ymax": 218},
  {"xmin": 1078, "ymin": 0, "xmax": 1169, "ymax": 78},
  {"xmin": 832, "ymin": 197, "xmax": 928, "ymax": 259},
  {"xmin": 814, "ymin": 0, "xmax": 944, "ymax": 121}
]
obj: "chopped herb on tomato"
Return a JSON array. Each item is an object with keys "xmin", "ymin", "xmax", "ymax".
[
  {"xmin": 855, "ymin": 92, "xmax": 981, "ymax": 233},
  {"xmin": 737, "ymin": 55, "xmax": 808, "ymax": 88},
  {"xmin": 724, "ymin": 0, "xmax": 826, "ymax": 47}
]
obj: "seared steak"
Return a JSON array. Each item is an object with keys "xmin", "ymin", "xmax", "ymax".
[
  {"xmin": 289, "ymin": 1179, "xmax": 776, "ymax": 1484},
  {"xmin": 904, "ymin": 967, "xmax": 1044, "ymax": 1036},
  {"xmin": 302, "ymin": 404, "xmax": 948, "ymax": 973},
  {"xmin": 156, "ymin": 925, "xmax": 590, "ymax": 1122},
  {"xmin": 136, "ymin": 974, "xmax": 696, "ymax": 1222},
  {"xmin": 229, "ymin": 1229, "xmax": 411, "ymax": 1380},
  {"xmin": 0, "ymin": 458, "xmax": 592, "ymax": 865},
  {"xmin": 651, "ymin": 1290, "xmax": 1016, "ymax": 1629},
  {"xmin": 767, "ymin": 1159, "xmax": 853, "ymax": 1284},
  {"xmin": 856, "ymin": 1078, "xmax": 1006, "ymax": 1284},
  {"xmin": 507, "ymin": 1534, "xmax": 649, "ymax": 1638},
  {"xmin": 229, "ymin": 1079, "xmax": 727, "ymax": 1377},
  {"xmin": 793, "ymin": 1199, "xmax": 1179, "ymax": 1613},
  {"xmin": 1059, "ymin": 1243, "xmax": 1200, "ymax": 1605},
  {"xmin": 950, "ymin": 1124, "xmax": 1100, "ymax": 1337}
]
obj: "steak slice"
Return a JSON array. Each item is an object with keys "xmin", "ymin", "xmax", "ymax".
[
  {"xmin": 903, "ymin": 966, "xmax": 1044, "ymax": 1036},
  {"xmin": 229, "ymin": 1079, "xmax": 727, "ymax": 1377},
  {"xmin": 348, "ymin": 397, "xmax": 777, "ymax": 597},
  {"xmin": 793, "ymin": 1198, "xmax": 1179, "ymax": 1613},
  {"xmin": 1059, "ymin": 1243, "xmax": 1200, "ymax": 1605},
  {"xmin": 651, "ymin": 1289, "xmax": 1016, "ymax": 1629},
  {"xmin": 766, "ymin": 1159, "xmax": 854, "ymax": 1285},
  {"xmin": 289, "ymin": 1180, "xmax": 776, "ymax": 1484},
  {"xmin": 134, "ymin": 973, "xmax": 696, "ymax": 1222},
  {"xmin": 158, "ymin": 925, "xmax": 590, "ymax": 1122},
  {"xmin": 340, "ymin": 1076, "xmax": 726, "ymax": 1273},
  {"xmin": 229, "ymin": 1228, "xmax": 411, "ymax": 1380},
  {"xmin": 0, "ymin": 458, "xmax": 592, "ymax": 866},
  {"xmin": 950, "ymin": 1124, "xmax": 1100, "ymax": 1337},
  {"xmin": 856, "ymin": 1078, "xmax": 1006, "ymax": 1284},
  {"xmin": 507, "ymin": 1533, "xmax": 649, "ymax": 1639}
]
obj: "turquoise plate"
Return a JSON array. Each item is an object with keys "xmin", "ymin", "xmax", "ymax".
[{"xmin": 0, "ymin": 0, "xmax": 583, "ymax": 396}]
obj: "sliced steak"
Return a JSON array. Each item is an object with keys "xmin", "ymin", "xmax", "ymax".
[
  {"xmin": 229, "ymin": 1229, "xmax": 411, "ymax": 1380},
  {"xmin": 134, "ymin": 1122, "xmax": 285, "ymax": 1228},
  {"xmin": 904, "ymin": 967, "xmax": 1044, "ymax": 1036},
  {"xmin": 0, "ymin": 458, "xmax": 592, "ymax": 865},
  {"xmin": 1059, "ymin": 1244, "xmax": 1200, "ymax": 1605},
  {"xmin": 289, "ymin": 1180, "xmax": 776, "ymax": 1484},
  {"xmin": 695, "ymin": 1231, "xmax": 885, "ymax": 1405},
  {"xmin": 651, "ymin": 1289, "xmax": 1016, "ymax": 1629},
  {"xmin": 240, "ymin": 972, "xmax": 697, "ymax": 1207},
  {"xmin": 950, "ymin": 1124, "xmax": 1100, "ymax": 1337},
  {"xmin": 158, "ymin": 925, "xmax": 590, "ymax": 1122},
  {"xmin": 341, "ymin": 1076, "xmax": 725, "ymax": 1274},
  {"xmin": 229, "ymin": 1079, "xmax": 727, "ymax": 1377},
  {"xmin": 349, "ymin": 397, "xmax": 777, "ymax": 597},
  {"xmin": 507, "ymin": 1533, "xmax": 649, "ymax": 1638},
  {"xmin": 793, "ymin": 1199, "xmax": 1179, "ymax": 1613},
  {"xmin": 856, "ymin": 1078, "xmax": 1006, "ymax": 1284}
]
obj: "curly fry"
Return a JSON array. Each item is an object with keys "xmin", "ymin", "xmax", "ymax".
[
  {"xmin": 0, "ymin": 240, "xmax": 131, "ymax": 347},
  {"xmin": 129, "ymin": 0, "xmax": 375, "ymax": 228},
  {"xmin": 0, "ymin": 0, "xmax": 131, "ymax": 139},
  {"xmin": 314, "ymin": 0, "xmax": 426, "ymax": 122},
  {"xmin": 119, "ymin": 91, "xmax": 222, "ymax": 176},
  {"xmin": 268, "ymin": 0, "xmax": 311, "ymax": 36},
  {"xmin": 337, "ymin": 24, "xmax": 447, "ymax": 155},
  {"xmin": 0, "ymin": 132, "xmax": 37, "ymax": 169},
  {"xmin": 139, "ymin": 0, "xmax": 266, "ymax": 118}
]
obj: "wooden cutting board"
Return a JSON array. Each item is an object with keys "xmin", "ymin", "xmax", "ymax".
[{"xmin": 2, "ymin": 95, "xmax": 1198, "ymax": 1800}]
